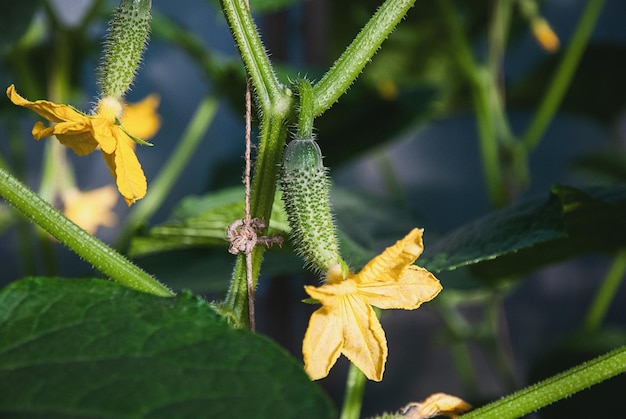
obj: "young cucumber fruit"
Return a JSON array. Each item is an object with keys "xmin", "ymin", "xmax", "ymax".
[
  {"xmin": 280, "ymin": 139, "xmax": 341, "ymax": 273},
  {"xmin": 99, "ymin": 0, "xmax": 152, "ymax": 99}
]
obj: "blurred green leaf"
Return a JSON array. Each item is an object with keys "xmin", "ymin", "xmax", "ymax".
[
  {"xmin": 0, "ymin": 277, "xmax": 335, "ymax": 418},
  {"xmin": 511, "ymin": 44, "xmax": 626, "ymax": 123},
  {"xmin": 0, "ymin": 0, "xmax": 41, "ymax": 51},
  {"xmin": 421, "ymin": 184, "xmax": 626, "ymax": 281},
  {"xmin": 129, "ymin": 187, "xmax": 289, "ymax": 257},
  {"xmin": 572, "ymin": 150, "xmax": 626, "ymax": 184}
]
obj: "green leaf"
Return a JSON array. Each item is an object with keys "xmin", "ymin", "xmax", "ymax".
[
  {"xmin": 572, "ymin": 150, "xmax": 626, "ymax": 184},
  {"xmin": 0, "ymin": 0, "xmax": 40, "ymax": 50},
  {"xmin": 0, "ymin": 277, "xmax": 335, "ymax": 418},
  {"xmin": 421, "ymin": 184, "xmax": 626, "ymax": 280},
  {"xmin": 129, "ymin": 187, "xmax": 289, "ymax": 257}
]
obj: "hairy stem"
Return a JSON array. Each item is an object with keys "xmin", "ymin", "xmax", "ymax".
[
  {"xmin": 461, "ymin": 346, "xmax": 626, "ymax": 419},
  {"xmin": 312, "ymin": 0, "xmax": 416, "ymax": 116},
  {"xmin": 0, "ymin": 167, "xmax": 173, "ymax": 297},
  {"xmin": 220, "ymin": 0, "xmax": 285, "ymax": 112}
]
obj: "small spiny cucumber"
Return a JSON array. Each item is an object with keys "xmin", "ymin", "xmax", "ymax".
[{"xmin": 280, "ymin": 139, "xmax": 341, "ymax": 274}]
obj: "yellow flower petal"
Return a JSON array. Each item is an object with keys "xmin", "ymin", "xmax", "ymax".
[
  {"xmin": 62, "ymin": 185, "xmax": 119, "ymax": 235},
  {"xmin": 8, "ymin": 85, "xmax": 153, "ymax": 205},
  {"xmin": 7, "ymin": 85, "xmax": 86, "ymax": 124},
  {"xmin": 101, "ymin": 136, "xmax": 147, "ymax": 205},
  {"xmin": 121, "ymin": 94, "xmax": 161, "ymax": 141},
  {"xmin": 357, "ymin": 228, "xmax": 425, "ymax": 285},
  {"xmin": 302, "ymin": 305, "xmax": 344, "ymax": 380},
  {"xmin": 401, "ymin": 393, "xmax": 472, "ymax": 419},
  {"xmin": 339, "ymin": 294, "xmax": 387, "ymax": 381},
  {"xmin": 90, "ymin": 116, "xmax": 119, "ymax": 155},
  {"xmin": 32, "ymin": 121, "xmax": 100, "ymax": 156},
  {"xmin": 302, "ymin": 228, "xmax": 441, "ymax": 382},
  {"xmin": 359, "ymin": 265, "xmax": 442, "ymax": 310}
]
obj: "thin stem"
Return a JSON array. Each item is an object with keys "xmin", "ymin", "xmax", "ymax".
[
  {"xmin": 460, "ymin": 346, "xmax": 626, "ymax": 419},
  {"xmin": 340, "ymin": 362, "xmax": 367, "ymax": 419},
  {"xmin": 222, "ymin": 115, "xmax": 289, "ymax": 328},
  {"xmin": 0, "ymin": 167, "xmax": 174, "ymax": 297},
  {"xmin": 439, "ymin": 0, "xmax": 509, "ymax": 206},
  {"xmin": 245, "ymin": 66, "xmax": 255, "ymax": 330},
  {"xmin": 583, "ymin": 249, "xmax": 626, "ymax": 332},
  {"xmin": 297, "ymin": 79, "xmax": 314, "ymax": 139},
  {"xmin": 116, "ymin": 95, "xmax": 218, "ymax": 251},
  {"xmin": 220, "ymin": 0, "xmax": 284, "ymax": 112},
  {"xmin": 471, "ymin": 72, "xmax": 507, "ymax": 207},
  {"xmin": 521, "ymin": 0, "xmax": 605, "ymax": 151},
  {"xmin": 312, "ymin": 0, "xmax": 416, "ymax": 116}
]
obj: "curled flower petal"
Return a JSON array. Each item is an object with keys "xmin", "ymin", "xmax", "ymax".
[
  {"xmin": 101, "ymin": 137, "xmax": 147, "ymax": 205},
  {"xmin": 6, "ymin": 85, "xmax": 157, "ymax": 205},
  {"xmin": 358, "ymin": 228, "xmax": 425, "ymax": 284},
  {"xmin": 7, "ymin": 85, "xmax": 86, "ymax": 124}
]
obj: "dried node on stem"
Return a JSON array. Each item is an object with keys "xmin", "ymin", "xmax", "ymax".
[{"xmin": 226, "ymin": 218, "xmax": 283, "ymax": 255}]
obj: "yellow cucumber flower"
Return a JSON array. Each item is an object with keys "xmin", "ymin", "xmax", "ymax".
[
  {"xmin": 6, "ymin": 85, "xmax": 159, "ymax": 205},
  {"xmin": 121, "ymin": 94, "xmax": 161, "ymax": 141},
  {"xmin": 302, "ymin": 228, "xmax": 442, "ymax": 381},
  {"xmin": 62, "ymin": 185, "xmax": 118, "ymax": 235}
]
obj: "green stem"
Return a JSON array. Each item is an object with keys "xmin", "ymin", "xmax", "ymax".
[
  {"xmin": 583, "ymin": 249, "xmax": 626, "ymax": 332},
  {"xmin": 221, "ymin": 115, "xmax": 289, "ymax": 328},
  {"xmin": 312, "ymin": 0, "xmax": 416, "ymax": 116},
  {"xmin": 436, "ymin": 297, "xmax": 480, "ymax": 396},
  {"xmin": 521, "ymin": 0, "xmax": 605, "ymax": 151},
  {"xmin": 340, "ymin": 361, "xmax": 367, "ymax": 419},
  {"xmin": 471, "ymin": 71, "xmax": 507, "ymax": 207},
  {"xmin": 440, "ymin": 0, "xmax": 513, "ymax": 206},
  {"xmin": 461, "ymin": 346, "xmax": 626, "ymax": 419},
  {"xmin": 116, "ymin": 95, "xmax": 219, "ymax": 251},
  {"xmin": 296, "ymin": 79, "xmax": 314, "ymax": 139},
  {"xmin": 0, "ymin": 167, "xmax": 173, "ymax": 297},
  {"xmin": 220, "ymin": 0, "xmax": 285, "ymax": 112}
]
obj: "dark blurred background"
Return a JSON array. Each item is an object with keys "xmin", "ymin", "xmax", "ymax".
[{"xmin": 1, "ymin": 0, "xmax": 625, "ymax": 417}]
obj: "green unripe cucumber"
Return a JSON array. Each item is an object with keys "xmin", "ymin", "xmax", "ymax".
[
  {"xmin": 280, "ymin": 139, "xmax": 341, "ymax": 273},
  {"xmin": 99, "ymin": 0, "xmax": 152, "ymax": 98}
]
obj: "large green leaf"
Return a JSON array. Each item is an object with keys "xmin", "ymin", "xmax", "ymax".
[
  {"xmin": 129, "ymin": 187, "xmax": 290, "ymax": 257},
  {"xmin": 421, "ymin": 184, "xmax": 626, "ymax": 280},
  {"xmin": 0, "ymin": 277, "xmax": 335, "ymax": 418}
]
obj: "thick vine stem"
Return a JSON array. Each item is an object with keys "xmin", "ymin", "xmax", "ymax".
[
  {"xmin": 220, "ymin": 0, "xmax": 289, "ymax": 113},
  {"xmin": 0, "ymin": 168, "xmax": 173, "ymax": 297},
  {"xmin": 221, "ymin": 114, "xmax": 289, "ymax": 328},
  {"xmin": 312, "ymin": 0, "xmax": 416, "ymax": 116}
]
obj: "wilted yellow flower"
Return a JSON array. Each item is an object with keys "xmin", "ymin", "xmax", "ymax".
[
  {"xmin": 62, "ymin": 185, "xmax": 118, "ymax": 235},
  {"xmin": 400, "ymin": 393, "xmax": 472, "ymax": 419},
  {"xmin": 6, "ymin": 85, "xmax": 159, "ymax": 205},
  {"xmin": 531, "ymin": 18, "xmax": 560, "ymax": 53},
  {"xmin": 302, "ymin": 228, "xmax": 442, "ymax": 381}
]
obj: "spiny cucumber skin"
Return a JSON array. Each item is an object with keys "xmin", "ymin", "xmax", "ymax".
[
  {"xmin": 280, "ymin": 139, "xmax": 341, "ymax": 274},
  {"xmin": 99, "ymin": 0, "xmax": 152, "ymax": 98}
]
